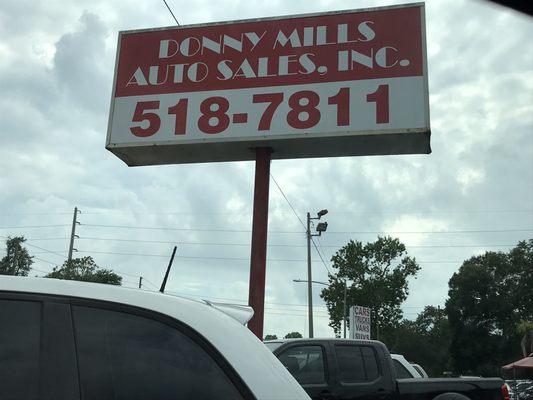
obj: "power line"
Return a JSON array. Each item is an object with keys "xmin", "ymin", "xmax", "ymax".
[
  {"xmin": 326, "ymin": 229, "xmax": 533, "ymax": 234},
  {"xmin": 162, "ymin": 0, "xmax": 180, "ymax": 25},
  {"xmin": 75, "ymin": 249, "xmax": 471, "ymax": 264},
  {"xmin": 113, "ymin": 269, "xmax": 141, "ymax": 278},
  {"xmin": 69, "ymin": 236, "xmax": 520, "ymax": 249},
  {"xmin": 33, "ymin": 257, "xmax": 58, "ymax": 266},
  {"xmin": 81, "ymin": 223, "xmax": 254, "ymax": 233},
  {"xmin": 18, "ymin": 237, "xmax": 69, "ymax": 241},
  {"xmin": 311, "ymin": 238, "xmax": 332, "ymax": 274},
  {"xmin": 270, "ymin": 173, "xmax": 332, "ymax": 275},
  {"xmin": 141, "ymin": 278, "xmax": 160, "ymax": 290},
  {"xmin": 270, "ymin": 174, "xmax": 307, "ymax": 230},
  {"xmin": 329, "ymin": 209, "xmax": 533, "ymax": 215},
  {"xmin": 77, "ymin": 223, "xmax": 532, "ymax": 235},
  {"xmin": 127, "ymin": 289, "xmax": 430, "ymax": 318},
  {"xmin": 23, "ymin": 242, "xmax": 67, "ymax": 259},
  {"xmin": 1, "ymin": 209, "xmax": 531, "ymax": 217},
  {"xmin": 0, "ymin": 225, "xmax": 70, "ymax": 229},
  {"xmin": 0, "ymin": 235, "xmax": 66, "ymax": 260}
]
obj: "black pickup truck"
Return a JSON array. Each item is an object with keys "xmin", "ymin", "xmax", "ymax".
[{"xmin": 265, "ymin": 339, "xmax": 508, "ymax": 400}]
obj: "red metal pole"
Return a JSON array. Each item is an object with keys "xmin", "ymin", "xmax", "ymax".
[{"xmin": 248, "ymin": 147, "xmax": 272, "ymax": 340}]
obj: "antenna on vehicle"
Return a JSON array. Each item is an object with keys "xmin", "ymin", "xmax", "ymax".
[{"xmin": 160, "ymin": 245, "xmax": 177, "ymax": 293}]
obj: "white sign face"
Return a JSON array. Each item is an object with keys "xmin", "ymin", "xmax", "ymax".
[
  {"xmin": 349, "ymin": 305, "xmax": 372, "ymax": 340},
  {"xmin": 107, "ymin": 3, "xmax": 430, "ymax": 165}
]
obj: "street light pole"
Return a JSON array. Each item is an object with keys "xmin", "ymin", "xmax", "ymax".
[
  {"xmin": 294, "ymin": 278, "xmax": 349, "ymax": 339},
  {"xmin": 304, "ymin": 210, "xmax": 328, "ymax": 339},
  {"xmin": 306, "ymin": 212, "xmax": 314, "ymax": 338},
  {"xmin": 307, "ymin": 213, "xmax": 313, "ymax": 338},
  {"xmin": 343, "ymin": 280, "xmax": 347, "ymax": 339}
]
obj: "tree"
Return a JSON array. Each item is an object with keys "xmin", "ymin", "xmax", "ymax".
[
  {"xmin": 45, "ymin": 256, "xmax": 122, "ymax": 285},
  {"xmin": 517, "ymin": 320, "xmax": 533, "ymax": 357},
  {"xmin": 284, "ymin": 332, "xmax": 303, "ymax": 339},
  {"xmin": 381, "ymin": 306, "xmax": 451, "ymax": 377},
  {"xmin": 446, "ymin": 240, "xmax": 533, "ymax": 375},
  {"xmin": 264, "ymin": 334, "xmax": 278, "ymax": 340},
  {"xmin": 0, "ymin": 236, "xmax": 33, "ymax": 276},
  {"xmin": 321, "ymin": 236, "xmax": 420, "ymax": 337}
]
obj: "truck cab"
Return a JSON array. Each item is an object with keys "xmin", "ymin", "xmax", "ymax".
[
  {"xmin": 265, "ymin": 338, "xmax": 507, "ymax": 400},
  {"xmin": 265, "ymin": 338, "xmax": 397, "ymax": 400}
]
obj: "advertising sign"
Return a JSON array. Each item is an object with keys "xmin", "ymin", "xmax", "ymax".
[
  {"xmin": 107, "ymin": 3, "xmax": 430, "ymax": 165},
  {"xmin": 350, "ymin": 305, "xmax": 372, "ymax": 340}
]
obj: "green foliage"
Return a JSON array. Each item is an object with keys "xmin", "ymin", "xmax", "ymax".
[
  {"xmin": 381, "ymin": 306, "xmax": 451, "ymax": 377},
  {"xmin": 446, "ymin": 239, "xmax": 533, "ymax": 375},
  {"xmin": 320, "ymin": 236, "xmax": 420, "ymax": 337},
  {"xmin": 518, "ymin": 320, "xmax": 533, "ymax": 357},
  {"xmin": 45, "ymin": 256, "xmax": 122, "ymax": 285},
  {"xmin": 284, "ymin": 332, "xmax": 303, "ymax": 339},
  {"xmin": 0, "ymin": 236, "xmax": 33, "ymax": 276},
  {"xmin": 264, "ymin": 334, "xmax": 278, "ymax": 340},
  {"xmin": 517, "ymin": 320, "xmax": 533, "ymax": 335}
]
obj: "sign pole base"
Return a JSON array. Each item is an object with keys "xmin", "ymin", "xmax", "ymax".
[{"xmin": 247, "ymin": 147, "xmax": 272, "ymax": 340}]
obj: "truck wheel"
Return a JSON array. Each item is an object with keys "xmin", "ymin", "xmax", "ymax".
[{"xmin": 433, "ymin": 394, "xmax": 471, "ymax": 400}]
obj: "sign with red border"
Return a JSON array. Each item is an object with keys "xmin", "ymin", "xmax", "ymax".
[{"xmin": 106, "ymin": 3, "xmax": 430, "ymax": 165}]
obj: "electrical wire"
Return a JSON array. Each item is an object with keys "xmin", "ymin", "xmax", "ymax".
[
  {"xmin": 70, "ymin": 236, "xmax": 520, "ymax": 249},
  {"xmin": 72, "ymin": 249, "xmax": 496, "ymax": 264},
  {"xmin": 162, "ymin": 0, "xmax": 180, "ymax": 25},
  {"xmin": 1, "ymin": 209, "xmax": 531, "ymax": 217},
  {"xmin": 269, "ymin": 173, "xmax": 332, "ymax": 274},
  {"xmin": 270, "ymin": 173, "xmax": 307, "ymax": 230},
  {"xmin": 77, "ymin": 223, "xmax": 532, "ymax": 234},
  {"xmin": 0, "ymin": 225, "xmax": 70, "ymax": 229}
]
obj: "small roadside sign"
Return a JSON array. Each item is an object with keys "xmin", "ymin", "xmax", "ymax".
[{"xmin": 349, "ymin": 305, "xmax": 372, "ymax": 340}]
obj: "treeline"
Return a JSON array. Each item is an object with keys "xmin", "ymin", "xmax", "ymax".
[
  {"xmin": 0, "ymin": 236, "xmax": 121, "ymax": 284},
  {"xmin": 320, "ymin": 237, "xmax": 533, "ymax": 377}
]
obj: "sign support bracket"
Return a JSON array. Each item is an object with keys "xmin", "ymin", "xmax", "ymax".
[{"xmin": 247, "ymin": 147, "xmax": 272, "ymax": 340}]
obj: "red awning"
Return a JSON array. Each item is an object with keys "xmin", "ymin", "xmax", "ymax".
[{"xmin": 503, "ymin": 354, "xmax": 533, "ymax": 370}]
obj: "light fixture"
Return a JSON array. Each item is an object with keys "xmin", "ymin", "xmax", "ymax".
[
  {"xmin": 317, "ymin": 209, "xmax": 328, "ymax": 218},
  {"xmin": 316, "ymin": 221, "xmax": 328, "ymax": 233}
]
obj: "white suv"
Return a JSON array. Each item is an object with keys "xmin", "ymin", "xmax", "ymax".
[{"xmin": 0, "ymin": 276, "xmax": 309, "ymax": 400}]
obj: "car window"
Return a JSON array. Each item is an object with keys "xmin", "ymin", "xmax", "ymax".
[
  {"xmin": 393, "ymin": 359, "xmax": 414, "ymax": 379},
  {"xmin": 278, "ymin": 345, "xmax": 326, "ymax": 385},
  {"xmin": 72, "ymin": 305, "xmax": 245, "ymax": 400},
  {"xmin": 264, "ymin": 341, "xmax": 284, "ymax": 352},
  {"xmin": 0, "ymin": 299, "xmax": 41, "ymax": 399},
  {"xmin": 335, "ymin": 345, "xmax": 380, "ymax": 383},
  {"xmin": 361, "ymin": 346, "xmax": 380, "ymax": 381}
]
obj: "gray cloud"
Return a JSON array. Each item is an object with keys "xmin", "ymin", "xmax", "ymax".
[{"xmin": 0, "ymin": 0, "xmax": 532, "ymax": 337}]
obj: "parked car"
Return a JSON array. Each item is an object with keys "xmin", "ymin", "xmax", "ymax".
[
  {"xmin": 390, "ymin": 353, "xmax": 423, "ymax": 378},
  {"xmin": 506, "ymin": 380, "xmax": 533, "ymax": 400},
  {"xmin": 0, "ymin": 276, "xmax": 310, "ymax": 400},
  {"xmin": 265, "ymin": 338, "xmax": 508, "ymax": 400},
  {"xmin": 411, "ymin": 363, "xmax": 430, "ymax": 378}
]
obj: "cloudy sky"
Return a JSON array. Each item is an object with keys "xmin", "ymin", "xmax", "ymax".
[{"xmin": 0, "ymin": 0, "xmax": 532, "ymax": 338}]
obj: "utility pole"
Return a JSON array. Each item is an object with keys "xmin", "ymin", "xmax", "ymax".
[
  {"xmin": 306, "ymin": 212, "xmax": 314, "ymax": 338},
  {"xmin": 138, "ymin": 276, "xmax": 143, "ymax": 289},
  {"xmin": 68, "ymin": 207, "xmax": 80, "ymax": 262},
  {"xmin": 343, "ymin": 280, "xmax": 347, "ymax": 339},
  {"xmin": 305, "ymin": 209, "xmax": 328, "ymax": 338}
]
